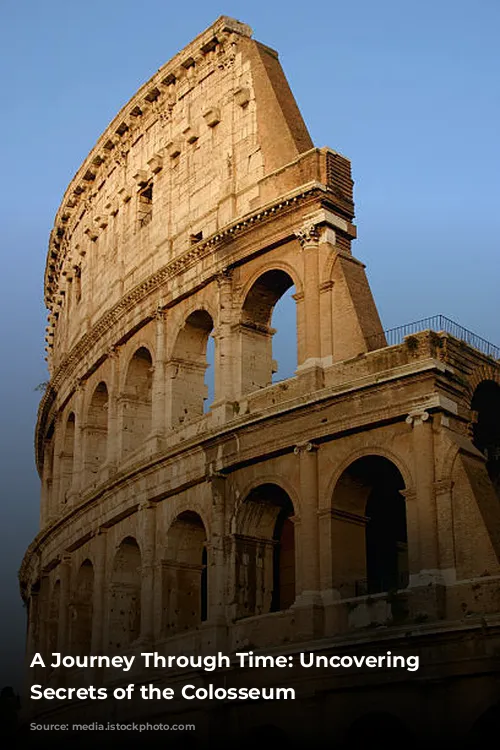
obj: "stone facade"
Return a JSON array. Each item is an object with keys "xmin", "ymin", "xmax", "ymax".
[{"xmin": 20, "ymin": 16, "xmax": 500, "ymax": 748}]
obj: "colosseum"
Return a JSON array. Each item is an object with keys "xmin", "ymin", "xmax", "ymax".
[{"xmin": 19, "ymin": 15, "xmax": 500, "ymax": 749}]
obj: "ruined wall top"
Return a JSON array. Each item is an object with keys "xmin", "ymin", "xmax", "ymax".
[{"xmin": 44, "ymin": 16, "xmax": 324, "ymax": 368}]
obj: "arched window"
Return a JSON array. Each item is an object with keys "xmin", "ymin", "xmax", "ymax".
[
  {"xmin": 85, "ymin": 382, "xmax": 108, "ymax": 477},
  {"xmin": 169, "ymin": 311, "xmax": 214, "ymax": 426},
  {"xmin": 59, "ymin": 412, "xmax": 75, "ymax": 503},
  {"xmin": 162, "ymin": 512, "xmax": 207, "ymax": 636},
  {"xmin": 109, "ymin": 537, "xmax": 141, "ymax": 651},
  {"xmin": 471, "ymin": 380, "xmax": 500, "ymax": 498},
  {"xmin": 122, "ymin": 347, "xmax": 153, "ymax": 458},
  {"xmin": 332, "ymin": 456, "xmax": 408, "ymax": 597},
  {"xmin": 235, "ymin": 484, "xmax": 295, "ymax": 618},
  {"xmin": 240, "ymin": 270, "xmax": 297, "ymax": 393},
  {"xmin": 70, "ymin": 560, "xmax": 94, "ymax": 655}
]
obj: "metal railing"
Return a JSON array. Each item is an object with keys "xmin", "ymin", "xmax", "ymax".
[{"xmin": 367, "ymin": 315, "xmax": 500, "ymax": 360}]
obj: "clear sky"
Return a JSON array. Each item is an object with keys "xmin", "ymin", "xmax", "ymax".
[{"xmin": 0, "ymin": 0, "xmax": 499, "ymax": 690}]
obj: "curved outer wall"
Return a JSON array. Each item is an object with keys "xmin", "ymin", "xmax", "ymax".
[{"xmin": 20, "ymin": 15, "xmax": 500, "ymax": 748}]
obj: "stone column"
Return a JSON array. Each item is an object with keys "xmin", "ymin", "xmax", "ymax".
[
  {"xmin": 106, "ymin": 346, "xmax": 121, "ymax": 468},
  {"xmin": 69, "ymin": 381, "xmax": 84, "ymax": 500},
  {"xmin": 434, "ymin": 479, "xmax": 456, "ymax": 584},
  {"xmin": 406, "ymin": 409, "xmax": 440, "ymax": 579},
  {"xmin": 139, "ymin": 501, "xmax": 157, "ymax": 642},
  {"xmin": 295, "ymin": 224, "xmax": 322, "ymax": 367},
  {"xmin": 211, "ymin": 270, "xmax": 235, "ymax": 422},
  {"xmin": 293, "ymin": 442, "xmax": 323, "ymax": 637},
  {"xmin": 208, "ymin": 471, "xmax": 227, "ymax": 626},
  {"xmin": 152, "ymin": 309, "xmax": 167, "ymax": 438},
  {"xmin": 91, "ymin": 530, "xmax": 107, "ymax": 654}
]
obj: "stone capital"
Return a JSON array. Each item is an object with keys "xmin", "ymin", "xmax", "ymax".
[
  {"xmin": 293, "ymin": 441, "xmax": 319, "ymax": 455},
  {"xmin": 406, "ymin": 409, "xmax": 432, "ymax": 427},
  {"xmin": 295, "ymin": 222, "xmax": 321, "ymax": 248}
]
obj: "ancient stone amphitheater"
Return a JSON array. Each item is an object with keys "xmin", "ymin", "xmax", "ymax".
[{"xmin": 20, "ymin": 15, "xmax": 500, "ymax": 748}]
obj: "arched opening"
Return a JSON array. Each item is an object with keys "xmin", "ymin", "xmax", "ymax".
[
  {"xmin": 59, "ymin": 412, "xmax": 75, "ymax": 503},
  {"xmin": 235, "ymin": 484, "xmax": 295, "ymax": 618},
  {"xmin": 109, "ymin": 537, "xmax": 141, "ymax": 651},
  {"xmin": 85, "ymin": 382, "xmax": 108, "ymax": 477},
  {"xmin": 47, "ymin": 580, "xmax": 60, "ymax": 657},
  {"xmin": 169, "ymin": 310, "xmax": 214, "ymax": 426},
  {"xmin": 162, "ymin": 511, "xmax": 207, "ymax": 636},
  {"xmin": 70, "ymin": 560, "xmax": 94, "ymax": 655},
  {"xmin": 332, "ymin": 456, "xmax": 408, "ymax": 597},
  {"xmin": 122, "ymin": 347, "xmax": 153, "ymax": 458},
  {"xmin": 240, "ymin": 270, "xmax": 296, "ymax": 393},
  {"xmin": 346, "ymin": 713, "xmax": 415, "ymax": 750},
  {"xmin": 42, "ymin": 421, "xmax": 55, "ymax": 521},
  {"xmin": 471, "ymin": 380, "xmax": 500, "ymax": 498}
]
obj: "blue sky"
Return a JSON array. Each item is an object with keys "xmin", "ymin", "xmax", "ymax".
[{"xmin": 0, "ymin": 0, "xmax": 499, "ymax": 689}]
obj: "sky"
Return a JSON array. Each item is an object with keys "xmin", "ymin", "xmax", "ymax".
[{"xmin": 0, "ymin": 0, "xmax": 499, "ymax": 690}]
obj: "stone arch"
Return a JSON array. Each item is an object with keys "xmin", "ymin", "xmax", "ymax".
[
  {"xmin": 47, "ymin": 579, "xmax": 61, "ymax": 657},
  {"xmin": 122, "ymin": 346, "xmax": 153, "ymax": 458},
  {"xmin": 161, "ymin": 511, "xmax": 208, "ymax": 636},
  {"xmin": 70, "ymin": 559, "xmax": 94, "ymax": 655},
  {"xmin": 108, "ymin": 536, "xmax": 141, "ymax": 651},
  {"xmin": 471, "ymin": 379, "xmax": 500, "ymax": 498},
  {"xmin": 42, "ymin": 420, "xmax": 56, "ymax": 521},
  {"xmin": 239, "ymin": 268, "xmax": 298, "ymax": 393},
  {"xmin": 234, "ymin": 483, "xmax": 296, "ymax": 618},
  {"xmin": 59, "ymin": 412, "xmax": 75, "ymax": 503},
  {"xmin": 466, "ymin": 364, "xmax": 500, "ymax": 403},
  {"xmin": 331, "ymin": 455, "xmax": 408, "ymax": 597},
  {"xmin": 84, "ymin": 381, "xmax": 108, "ymax": 477},
  {"xmin": 326, "ymin": 446, "xmax": 413, "ymax": 503},
  {"xmin": 168, "ymin": 310, "xmax": 214, "ymax": 426}
]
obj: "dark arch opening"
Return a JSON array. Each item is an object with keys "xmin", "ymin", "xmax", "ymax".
[
  {"xmin": 332, "ymin": 456, "xmax": 408, "ymax": 597},
  {"xmin": 60, "ymin": 412, "xmax": 75, "ymax": 503},
  {"xmin": 241, "ymin": 270, "xmax": 296, "ymax": 392},
  {"xmin": 122, "ymin": 346, "xmax": 153, "ymax": 458},
  {"xmin": 70, "ymin": 559, "xmax": 94, "ymax": 655},
  {"xmin": 109, "ymin": 537, "xmax": 141, "ymax": 651},
  {"xmin": 236, "ymin": 483, "xmax": 295, "ymax": 617},
  {"xmin": 170, "ymin": 310, "xmax": 214, "ymax": 425},
  {"xmin": 472, "ymin": 380, "xmax": 500, "ymax": 498},
  {"xmin": 162, "ymin": 511, "xmax": 207, "ymax": 635},
  {"xmin": 85, "ymin": 382, "xmax": 108, "ymax": 476}
]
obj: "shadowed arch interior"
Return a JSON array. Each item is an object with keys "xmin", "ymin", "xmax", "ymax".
[
  {"xmin": 122, "ymin": 346, "xmax": 153, "ymax": 458},
  {"xmin": 85, "ymin": 382, "xmax": 108, "ymax": 477},
  {"xmin": 169, "ymin": 310, "xmax": 214, "ymax": 425},
  {"xmin": 162, "ymin": 511, "xmax": 207, "ymax": 636},
  {"xmin": 471, "ymin": 380, "xmax": 500, "ymax": 498},
  {"xmin": 59, "ymin": 412, "xmax": 75, "ymax": 504},
  {"xmin": 235, "ymin": 483, "xmax": 295, "ymax": 617},
  {"xmin": 332, "ymin": 456, "xmax": 408, "ymax": 597},
  {"xmin": 70, "ymin": 559, "xmax": 94, "ymax": 655},
  {"xmin": 109, "ymin": 537, "xmax": 141, "ymax": 651},
  {"xmin": 240, "ymin": 270, "xmax": 296, "ymax": 392}
]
